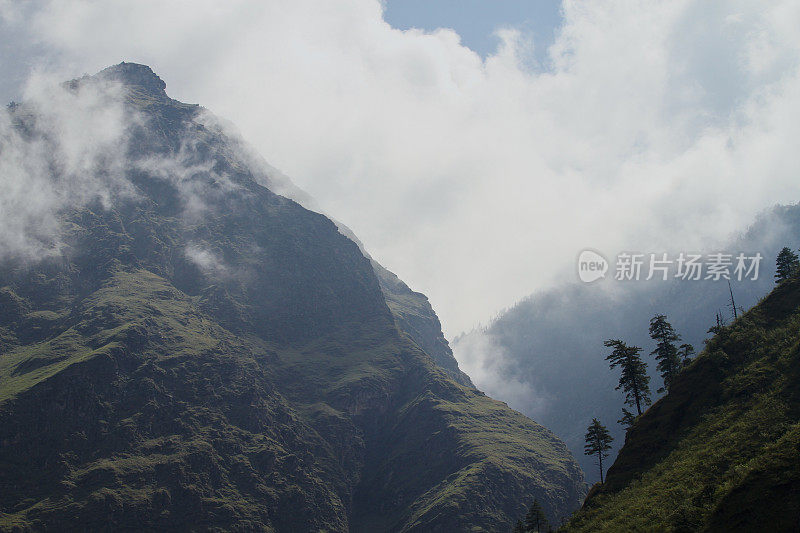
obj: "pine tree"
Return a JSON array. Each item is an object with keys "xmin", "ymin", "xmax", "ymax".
[
  {"xmin": 678, "ymin": 343, "xmax": 695, "ymax": 368},
  {"xmin": 775, "ymin": 247, "xmax": 799, "ymax": 283},
  {"xmin": 604, "ymin": 339, "xmax": 651, "ymax": 415},
  {"xmin": 524, "ymin": 499, "xmax": 548, "ymax": 532},
  {"xmin": 584, "ymin": 418, "xmax": 613, "ymax": 483},
  {"xmin": 649, "ymin": 315, "xmax": 682, "ymax": 393},
  {"xmin": 618, "ymin": 407, "xmax": 637, "ymax": 430},
  {"xmin": 512, "ymin": 519, "xmax": 525, "ymax": 533}
]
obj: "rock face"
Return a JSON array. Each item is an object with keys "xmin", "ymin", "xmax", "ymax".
[
  {"xmin": 0, "ymin": 63, "xmax": 585, "ymax": 531},
  {"xmin": 373, "ymin": 261, "xmax": 474, "ymax": 387},
  {"xmin": 566, "ymin": 273, "xmax": 800, "ymax": 532},
  {"xmin": 98, "ymin": 62, "xmax": 168, "ymax": 95}
]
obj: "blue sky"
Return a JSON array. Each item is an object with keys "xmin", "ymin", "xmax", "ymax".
[{"xmin": 383, "ymin": 0, "xmax": 563, "ymax": 63}]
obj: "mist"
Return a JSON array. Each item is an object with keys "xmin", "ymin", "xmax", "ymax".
[
  {"xmin": 0, "ymin": 68, "xmax": 282, "ymax": 268},
  {"xmin": 1, "ymin": 0, "xmax": 798, "ymax": 337},
  {"xmin": 0, "ymin": 74, "xmax": 133, "ymax": 260}
]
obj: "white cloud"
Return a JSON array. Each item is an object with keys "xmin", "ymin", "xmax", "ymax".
[
  {"xmin": 184, "ymin": 243, "xmax": 230, "ymax": 278},
  {"xmin": 134, "ymin": 126, "xmax": 242, "ymax": 222},
  {"xmin": 0, "ymin": 74, "xmax": 247, "ymax": 262},
  {"xmin": 0, "ymin": 74, "xmax": 133, "ymax": 260},
  {"xmin": 2, "ymin": 0, "xmax": 800, "ymax": 338},
  {"xmin": 454, "ymin": 328, "xmax": 550, "ymax": 416}
]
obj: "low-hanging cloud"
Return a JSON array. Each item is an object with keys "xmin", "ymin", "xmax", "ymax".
[
  {"xmin": 135, "ymin": 132, "xmax": 242, "ymax": 222},
  {"xmin": 454, "ymin": 327, "xmax": 550, "ymax": 417},
  {"xmin": 2, "ymin": 0, "xmax": 799, "ymax": 338},
  {"xmin": 0, "ymin": 72, "xmax": 258, "ymax": 263},
  {"xmin": 0, "ymin": 74, "xmax": 134, "ymax": 260},
  {"xmin": 184, "ymin": 242, "xmax": 230, "ymax": 278}
]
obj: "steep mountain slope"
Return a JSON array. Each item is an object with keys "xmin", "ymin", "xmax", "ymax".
[
  {"xmin": 454, "ymin": 205, "xmax": 800, "ymax": 482},
  {"xmin": 328, "ymin": 224, "xmax": 473, "ymax": 387},
  {"xmin": 0, "ymin": 63, "xmax": 584, "ymax": 531},
  {"xmin": 566, "ymin": 271, "xmax": 800, "ymax": 531},
  {"xmin": 372, "ymin": 261, "xmax": 474, "ymax": 387}
]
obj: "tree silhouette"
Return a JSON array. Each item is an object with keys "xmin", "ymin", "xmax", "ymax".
[
  {"xmin": 649, "ymin": 315, "xmax": 682, "ymax": 393},
  {"xmin": 512, "ymin": 519, "xmax": 525, "ymax": 533},
  {"xmin": 618, "ymin": 407, "xmax": 637, "ymax": 430},
  {"xmin": 524, "ymin": 499, "xmax": 549, "ymax": 532},
  {"xmin": 775, "ymin": 247, "xmax": 799, "ymax": 283},
  {"xmin": 605, "ymin": 339, "xmax": 651, "ymax": 415},
  {"xmin": 678, "ymin": 343, "xmax": 695, "ymax": 368},
  {"xmin": 727, "ymin": 280, "xmax": 740, "ymax": 320},
  {"xmin": 584, "ymin": 418, "xmax": 614, "ymax": 483}
]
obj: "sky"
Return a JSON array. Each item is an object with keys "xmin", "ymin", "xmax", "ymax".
[
  {"xmin": 384, "ymin": 0, "xmax": 563, "ymax": 63},
  {"xmin": 1, "ymin": 0, "xmax": 799, "ymax": 339}
]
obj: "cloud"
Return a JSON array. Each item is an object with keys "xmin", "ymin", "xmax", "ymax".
[
  {"xmin": 2, "ymin": 0, "xmax": 800, "ymax": 337},
  {"xmin": 134, "ymin": 128, "xmax": 243, "ymax": 222},
  {"xmin": 454, "ymin": 327, "xmax": 550, "ymax": 416},
  {"xmin": 0, "ymin": 72, "xmax": 255, "ymax": 262},
  {"xmin": 184, "ymin": 243, "xmax": 230, "ymax": 278},
  {"xmin": 0, "ymin": 74, "xmax": 134, "ymax": 260},
  {"xmin": 193, "ymin": 110, "xmax": 319, "ymax": 210}
]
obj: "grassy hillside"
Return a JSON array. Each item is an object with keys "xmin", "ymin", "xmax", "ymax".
[
  {"xmin": 566, "ymin": 274, "xmax": 800, "ymax": 532},
  {"xmin": 0, "ymin": 269, "xmax": 354, "ymax": 531}
]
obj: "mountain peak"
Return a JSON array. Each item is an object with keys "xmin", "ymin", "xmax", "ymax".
[
  {"xmin": 95, "ymin": 62, "xmax": 167, "ymax": 97},
  {"xmin": 0, "ymin": 64, "xmax": 585, "ymax": 531}
]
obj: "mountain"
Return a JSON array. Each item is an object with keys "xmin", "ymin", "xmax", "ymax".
[
  {"xmin": 565, "ymin": 267, "xmax": 800, "ymax": 531},
  {"xmin": 453, "ymin": 204, "xmax": 800, "ymax": 483},
  {"xmin": 329, "ymin": 224, "xmax": 474, "ymax": 388},
  {"xmin": 0, "ymin": 63, "xmax": 584, "ymax": 531}
]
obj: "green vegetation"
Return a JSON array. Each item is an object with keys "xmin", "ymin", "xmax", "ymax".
[
  {"xmin": 617, "ymin": 408, "xmax": 638, "ymax": 431},
  {"xmin": 648, "ymin": 314, "xmax": 682, "ymax": 393},
  {"xmin": 372, "ymin": 261, "xmax": 474, "ymax": 387},
  {"xmin": 0, "ymin": 269, "xmax": 351, "ymax": 531},
  {"xmin": 604, "ymin": 339, "xmax": 651, "ymax": 416},
  {"xmin": 584, "ymin": 419, "xmax": 613, "ymax": 484},
  {"xmin": 775, "ymin": 247, "xmax": 799, "ymax": 283},
  {"xmin": 678, "ymin": 343, "xmax": 695, "ymax": 367},
  {"xmin": 524, "ymin": 499, "xmax": 549, "ymax": 532},
  {"xmin": 566, "ymin": 271, "xmax": 800, "ymax": 531},
  {"xmin": 604, "ymin": 316, "xmax": 693, "ymax": 431},
  {"xmin": 509, "ymin": 498, "xmax": 552, "ymax": 533}
]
